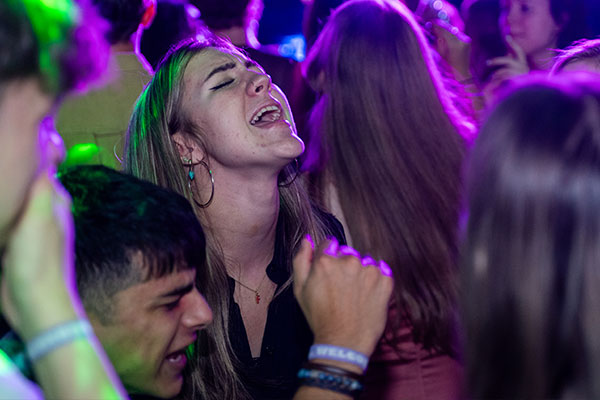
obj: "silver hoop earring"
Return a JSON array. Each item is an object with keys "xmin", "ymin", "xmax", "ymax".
[
  {"xmin": 182, "ymin": 158, "xmax": 215, "ymax": 208},
  {"xmin": 278, "ymin": 158, "xmax": 299, "ymax": 187}
]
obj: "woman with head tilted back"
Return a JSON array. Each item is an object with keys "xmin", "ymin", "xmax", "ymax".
[
  {"xmin": 303, "ymin": 0, "xmax": 471, "ymax": 398},
  {"xmin": 462, "ymin": 72, "xmax": 600, "ymax": 399},
  {"xmin": 123, "ymin": 36, "xmax": 346, "ymax": 399}
]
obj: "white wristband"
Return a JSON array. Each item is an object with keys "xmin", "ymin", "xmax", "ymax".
[
  {"xmin": 308, "ymin": 344, "xmax": 369, "ymax": 371},
  {"xmin": 26, "ymin": 319, "xmax": 93, "ymax": 362}
]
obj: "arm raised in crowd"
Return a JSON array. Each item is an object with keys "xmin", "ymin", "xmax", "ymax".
[
  {"xmin": 293, "ymin": 238, "xmax": 393, "ymax": 399},
  {"xmin": 2, "ymin": 158, "xmax": 127, "ymax": 399}
]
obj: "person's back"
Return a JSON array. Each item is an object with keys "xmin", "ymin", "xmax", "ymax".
[
  {"xmin": 55, "ymin": 0, "xmax": 153, "ymax": 168},
  {"xmin": 303, "ymin": 0, "xmax": 469, "ymax": 398},
  {"xmin": 462, "ymin": 72, "xmax": 600, "ymax": 399}
]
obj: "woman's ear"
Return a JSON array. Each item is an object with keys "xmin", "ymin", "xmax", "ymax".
[{"xmin": 172, "ymin": 132, "xmax": 205, "ymax": 162}]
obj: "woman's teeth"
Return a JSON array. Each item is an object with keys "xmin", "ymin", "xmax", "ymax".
[{"xmin": 251, "ymin": 105, "xmax": 281, "ymax": 125}]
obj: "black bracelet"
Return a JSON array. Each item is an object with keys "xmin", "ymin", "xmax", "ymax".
[
  {"xmin": 303, "ymin": 361, "xmax": 364, "ymax": 381},
  {"xmin": 298, "ymin": 362, "xmax": 364, "ymax": 398}
]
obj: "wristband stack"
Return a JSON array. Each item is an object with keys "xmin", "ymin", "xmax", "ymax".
[{"xmin": 298, "ymin": 344, "xmax": 369, "ymax": 398}]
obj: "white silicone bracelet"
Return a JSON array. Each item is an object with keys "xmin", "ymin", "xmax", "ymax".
[{"xmin": 26, "ymin": 319, "xmax": 93, "ymax": 362}]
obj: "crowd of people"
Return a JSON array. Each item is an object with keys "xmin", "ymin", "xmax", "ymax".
[{"xmin": 1, "ymin": 0, "xmax": 600, "ymax": 399}]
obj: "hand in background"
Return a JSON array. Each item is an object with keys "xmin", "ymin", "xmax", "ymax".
[
  {"xmin": 430, "ymin": 21, "xmax": 472, "ymax": 82},
  {"xmin": 484, "ymin": 35, "xmax": 530, "ymax": 100},
  {"xmin": 293, "ymin": 237, "xmax": 394, "ymax": 357}
]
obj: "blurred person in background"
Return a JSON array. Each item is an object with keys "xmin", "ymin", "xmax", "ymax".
[
  {"xmin": 552, "ymin": 37, "xmax": 600, "ymax": 74},
  {"xmin": 484, "ymin": 0, "xmax": 590, "ymax": 100},
  {"xmin": 55, "ymin": 0, "xmax": 155, "ymax": 169},
  {"xmin": 0, "ymin": 0, "xmax": 127, "ymax": 397},
  {"xmin": 462, "ymin": 72, "xmax": 600, "ymax": 399}
]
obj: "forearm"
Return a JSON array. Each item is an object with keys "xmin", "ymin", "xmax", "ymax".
[
  {"xmin": 32, "ymin": 338, "xmax": 126, "ymax": 400},
  {"xmin": 18, "ymin": 291, "xmax": 127, "ymax": 399}
]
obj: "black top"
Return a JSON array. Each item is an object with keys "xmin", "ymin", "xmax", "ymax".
[{"xmin": 228, "ymin": 210, "xmax": 346, "ymax": 399}]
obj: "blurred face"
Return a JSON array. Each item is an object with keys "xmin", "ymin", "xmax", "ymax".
[
  {"xmin": 499, "ymin": 0, "xmax": 561, "ymax": 56},
  {"xmin": 90, "ymin": 267, "xmax": 213, "ymax": 398},
  {"xmin": 180, "ymin": 48, "xmax": 303, "ymax": 175},
  {"xmin": 0, "ymin": 79, "xmax": 53, "ymax": 246}
]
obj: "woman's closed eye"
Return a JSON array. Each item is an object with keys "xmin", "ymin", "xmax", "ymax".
[{"xmin": 210, "ymin": 79, "xmax": 234, "ymax": 91}]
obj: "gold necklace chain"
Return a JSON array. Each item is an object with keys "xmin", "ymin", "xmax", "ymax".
[{"xmin": 231, "ymin": 272, "xmax": 268, "ymax": 304}]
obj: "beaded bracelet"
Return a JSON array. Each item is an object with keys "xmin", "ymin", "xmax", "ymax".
[
  {"xmin": 303, "ymin": 361, "xmax": 364, "ymax": 381},
  {"xmin": 298, "ymin": 361, "xmax": 364, "ymax": 398},
  {"xmin": 308, "ymin": 344, "xmax": 369, "ymax": 371},
  {"xmin": 26, "ymin": 319, "xmax": 93, "ymax": 362}
]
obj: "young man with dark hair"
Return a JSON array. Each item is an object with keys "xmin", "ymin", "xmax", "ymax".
[
  {"xmin": 60, "ymin": 165, "xmax": 213, "ymax": 398},
  {"xmin": 2, "ymin": 165, "xmax": 212, "ymax": 398},
  {"xmin": 60, "ymin": 166, "xmax": 212, "ymax": 398}
]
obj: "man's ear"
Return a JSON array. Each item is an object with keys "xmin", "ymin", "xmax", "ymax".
[{"xmin": 172, "ymin": 132, "xmax": 205, "ymax": 162}]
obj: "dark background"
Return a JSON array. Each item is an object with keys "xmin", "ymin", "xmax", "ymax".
[{"xmin": 258, "ymin": 0, "xmax": 600, "ymax": 46}]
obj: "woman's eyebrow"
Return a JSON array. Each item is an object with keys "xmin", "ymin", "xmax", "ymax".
[{"xmin": 204, "ymin": 62, "xmax": 236, "ymax": 83}]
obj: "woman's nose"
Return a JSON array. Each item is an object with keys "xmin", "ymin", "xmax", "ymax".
[{"xmin": 246, "ymin": 72, "xmax": 271, "ymax": 96}]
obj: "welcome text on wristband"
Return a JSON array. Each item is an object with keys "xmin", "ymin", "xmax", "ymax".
[{"xmin": 308, "ymin": 344, "xmax": 369, "ymax": 371}]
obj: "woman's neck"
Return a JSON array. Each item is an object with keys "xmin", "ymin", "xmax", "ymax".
[{"xmin": 201, "ymin": 170, "xmax": 280, "ymax": 278}]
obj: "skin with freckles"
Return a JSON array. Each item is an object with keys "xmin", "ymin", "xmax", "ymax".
[{"xmin": 178, "ymin": 48, "xmax": 304, "ymax": 176}]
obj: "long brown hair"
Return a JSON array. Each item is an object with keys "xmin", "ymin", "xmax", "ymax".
[
  {"xmin": 304, "ymin": 0, "xmax": 470, "ymax": 355},
  {"xmin": 123, "ymin": 37, "xmax": 331, "ymax": 399}
]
